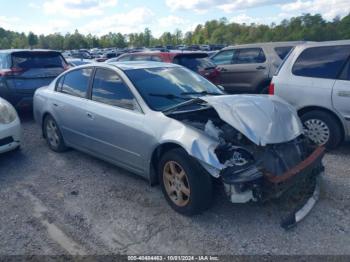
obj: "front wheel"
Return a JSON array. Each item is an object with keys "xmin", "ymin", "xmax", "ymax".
[
  {"xmin": 43, "ymin": 115, "xmax": 67, "ymax": 152},
  {"xmin": 159, "ymin": 148, "xmax": 213, "ymax": 216}
]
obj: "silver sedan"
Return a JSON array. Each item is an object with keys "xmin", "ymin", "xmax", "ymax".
[{"xmin": 34, "ymin": 62, "xmax": 324, "ymax": 227}]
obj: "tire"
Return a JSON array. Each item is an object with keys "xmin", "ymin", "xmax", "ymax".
[
  {"xmin": 158, "ymin": 148, "xmax": 213, "ymax": 216},
  {"xmin": 43, "ymin": 115, "xmax": 67, "ymax": 152},
  {"xmin": 301, "ymin": 110, "xmax": 342, "ymax": 149}
]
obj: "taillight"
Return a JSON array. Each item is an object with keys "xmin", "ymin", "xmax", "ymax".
[
  {"xmin": 268, "ymin": 82, "xmax": 275, "ymax": 95},
  {"xmin": 0, "ymin": 67, "xmax": 23, "ymax": 77}
]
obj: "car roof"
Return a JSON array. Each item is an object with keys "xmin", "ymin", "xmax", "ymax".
[
  {"xmin": 108, "ymin": 61, "xmax": 181, "ymax": 70},
  {"xmin": 0, "ymin": 49, "xmax": 61, "ymax": 54},
  {"xmin": 223, "ymin": 41, "xmax": 307, "ymax": 50},
  {"xmin": 297, "ymin": 39, "xmax": 350, "ymax": 48}
]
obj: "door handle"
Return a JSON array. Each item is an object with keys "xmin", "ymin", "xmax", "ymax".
[
  {"xmin": 86, "ymin": 112, "xmax": 94, "ymax": 119},
  {"xmin": 217, "ymin": 67, "xmax": 228, "ymax": 72},
  {"xmin": 338, "ymin": 91, "xmax": 350, "ymax": 97},
  {"xmin": 256, "ymin": 66, "xmax": 266, "ymax": 70},
  {"xmin": 53, "ymin": 103, "xmax": 59, "ymax": 107}
]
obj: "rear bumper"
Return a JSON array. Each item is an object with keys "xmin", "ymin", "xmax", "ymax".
[{"xmin": 0, "ymin": 118, "xmax": 21, "ymax": 154}]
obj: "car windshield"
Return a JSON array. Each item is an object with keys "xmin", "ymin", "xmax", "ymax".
[{"xmin": 125, "ymin": 67, "xmax": 223, "ymax": 111}]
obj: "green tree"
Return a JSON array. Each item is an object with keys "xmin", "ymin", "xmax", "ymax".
[{"xmin": 28, "ymin": 32, "xmax": 38, "ymax": 48}]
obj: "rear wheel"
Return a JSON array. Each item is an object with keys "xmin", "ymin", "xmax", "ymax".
[
  {"xmin": 159, "ymin": 148, "xmax": 213, "ymax": 216},
  {"xmin": 301, "ymin": 110, "xmax": 342, "ymax": 149},
  {"xmin": 43, "ymin": 115, "xmax": 67, "ymax": 152}
]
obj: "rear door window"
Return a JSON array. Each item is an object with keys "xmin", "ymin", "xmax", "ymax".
[
  {"xmin": 151, "ymin": 56, "xmax": 163, "ymax": 62},
  {"xmin": 211, "ymin": 50, "xmax": 235, "ymax": 65},
  {"xmin": 133, "ymin": 55, "xmax": 152, "ymax": 61},
  {"xmin": 274, "ymin": 46, "xmax": 294, "ymax": 60},
  {"xmin": 174, "ymin": 56, "xmax": 215, "ymax": 71},
  {"xmin": 11, "ymin": 52, "xmax": 67, "ymax": 69},
  {"xmin": 292, "ymin": 45, "xmax": 350, "ymax": 79},
  {"xmin": 91, "ymin": 68, "xmax": 136, "ymax": 110},
  {"xmin": 117, "ymin": 55, "xmax": 133, "ymax": 62},
  {"xmin": 233, "ymin": 48, "xmax": 266, "ymax": 64},
  {"xmin": 61, "ymin": 68, "xmax": 92, "ymax": 98}
]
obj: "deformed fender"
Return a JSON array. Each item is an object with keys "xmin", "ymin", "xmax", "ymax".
[{"xmin": 158, "ymin": 118, "xmax": 224, "ymax": 177}]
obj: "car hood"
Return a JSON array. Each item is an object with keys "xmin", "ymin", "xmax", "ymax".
[{"xmin": 200, "ymin": 95, "xmax": 303, "ymax": 146}]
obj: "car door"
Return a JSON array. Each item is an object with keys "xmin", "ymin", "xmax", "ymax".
[
  {"xmin": 52, "ymin": 67, "xmax": 94, "ymax": 149},
  {"xmin": 83, "ymin": 67, "xmax": 149, "ymax": 174},
  {"xmin": 227, "ymin": 48, "xmax": 269, "ymax": 93},
  {"xmin": 333, "ymin": 57, "xmax": 350, "ymax": 125}
]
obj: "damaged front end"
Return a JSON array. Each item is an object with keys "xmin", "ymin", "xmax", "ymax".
[{"xmin": 166, "ymin": 95, "xmax": 325, "ymax": 228}]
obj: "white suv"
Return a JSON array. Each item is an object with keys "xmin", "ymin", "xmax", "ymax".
[{"xmin": 271, "ymin": 40, "xmax": 350, "ymax": 149}]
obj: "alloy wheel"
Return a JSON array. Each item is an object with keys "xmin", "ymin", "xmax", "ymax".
[
  {"xmin": 163, "ymin": 161, "xmax": 191, "ymax": 207},
  {"xmin": 46, "ymin": 119, "xmax": 60, "ymax": 148},
  {"xmin": 304, "ymin": 118, "xmax": 330, "ymax": 145}
]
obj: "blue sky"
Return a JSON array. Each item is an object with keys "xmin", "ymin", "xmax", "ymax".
[{"xmin": 0, "ymin": 0, "xmax": 349, "ymax": 37}]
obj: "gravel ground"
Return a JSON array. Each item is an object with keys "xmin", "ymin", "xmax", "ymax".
[{"xmin": 0, "ymin": 113, "xmax": 349, "ymax": 255}]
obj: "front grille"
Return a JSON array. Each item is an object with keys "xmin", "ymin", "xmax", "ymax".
[{"xmin": 0, "ymin": 136, "xmax": 14, "ymax": 146}]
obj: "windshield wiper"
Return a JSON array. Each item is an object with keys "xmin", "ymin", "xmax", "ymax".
[
  {"xmin": 181, "ymin": 91, "xmax": 223, "ymax": 96},
  {"xmin": 162, "ymin": 98, "xmax": 206, "ymax": 114},
  {"xmin": 149, "ymin": 93, "xmax": 190, "ymax": 101}
]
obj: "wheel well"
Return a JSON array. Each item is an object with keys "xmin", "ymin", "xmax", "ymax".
[
  {"xmin": 149, "ymin": 143, "xmax": 184, "ymax": 186},
  {"xmin": 298, "ymin": 106, "xmax": 345, "ymax": 141},
  {"xmin": 41, "ymin": 112, "xmax": 51, "ymax": 138}
]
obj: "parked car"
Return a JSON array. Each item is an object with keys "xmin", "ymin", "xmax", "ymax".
[
  {"xmin": 71, "ymin": 50, "xmax": 92, "ymax": 59},
  {"xmin": 34, "ymin": 62, "xmax": 324, "ymax": 227},
  {"xmin": 211, "ymin": 42, "xmax": 305, "ymax": 94},
  {"xmin": 62, "ymin": 50, "xmax": 72, "ymax": 58},
  {"xmin": 210, "ymin": 44, "xmax": 226, "ymax": 51},
  {"xmin": 200, "ymin": 45, "xmax": 211, "ymax": 51},
  {"xmin": 271, "ymin": 40, "xmax": 350, "ymax": 149},
  {"xmin": 0, "ymin": 49, "xmax": 68, "ymax": 109},
  {"xmin": 113, "ymin": 51, "xmax": 220, "ymax": 84},
  {"xmin": 0, "ymin": 97, "xmax": 21, "ymax": 153},
  {"xmin": 66, "ymin": 58, "xmax": 93, "ymax": 67}
]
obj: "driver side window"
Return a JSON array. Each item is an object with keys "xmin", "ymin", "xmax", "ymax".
[{"xmin": 91, "ymin": 68, "xmax": 137, "ymax": 111}]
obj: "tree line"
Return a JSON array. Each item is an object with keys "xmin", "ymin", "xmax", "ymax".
[{"xmin": 0, "ymin": 13, "xmax": 349, "ymax": 50}]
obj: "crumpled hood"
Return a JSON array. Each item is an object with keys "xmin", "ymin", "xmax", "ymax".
[{"xmin": 201, "ymin": 95, "xmax": 303, "ymax": 146}]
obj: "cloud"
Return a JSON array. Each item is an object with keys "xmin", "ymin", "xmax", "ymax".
[
  {"xmin": 165, "ymin": 0, "xmax": 286, "ymax": 13},
  {"xmin": 80, "ymin": 7, "xmax": 154, "ymax": 36},
  {"xmin": 43, "ymin": 0, "xmax": 118, "ymax": 18},
  {"xmin": 0, "ymin": 15, "xmax": 71, "ymax": 36},
  {"xmin": 280, "ymin": 0, "xmax": 350, "ymax": 20},
  {"xmin": 229, "ymin": 14, "xmax": 262, "ymax": 24},
  {"xmin": 0, "ymin": 16, "xmax": 21, "ymax": 31}
]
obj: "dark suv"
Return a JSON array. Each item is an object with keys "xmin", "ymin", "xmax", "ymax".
[{"xmin": 0, "ymin": 50, "xmax": 68, "ymax": 108}]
